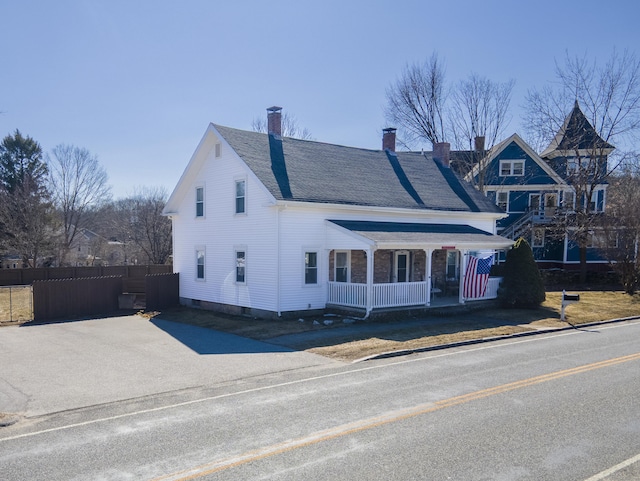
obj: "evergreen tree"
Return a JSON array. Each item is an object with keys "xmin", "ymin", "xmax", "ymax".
[
  {"xmin": 0, "ymin": 130, "xmax": 55, "ymax": 266},
  {"xmin": 0, "ymin": 129, "xmax": 48, "ymax": 195},
  {"xmin": 498, "ymin": 237, "xmax": 546, "ymax": 307}
]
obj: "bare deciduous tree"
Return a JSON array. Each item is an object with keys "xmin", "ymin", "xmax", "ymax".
[
  {"xmin": 48, "ymin": 144, "xmax": 112, "ymax": 265},
  {"xmin": 449, "ymin": 74, "xmax": 515, "ymax": 189},
  {"xmin": 596, "ymin": 162, "xmax": 640, "ymax": 294},
  {"xmin": 252, "ymin": 112, "xmax": 313, "ymax": 140},
  {"xmin": 524, "ymin": 49, "xmax": 640, "ymax": 282},
  {"xmin": 384, "ymin": 53, "xmax": 515, "ymax": 188},
  {"xmin": 524, "ymin": 49, "xmax": 640, "ymax": 153},
  {"xmin": 384, "ymin": 53, "xmax": 448, "ymax": 147},
  {"xmin": 450, "ymin": 74, "xmax": 515, "ymax": 151},
  {"xmin": 110, "ymin": 187, "xmax": 172, "ymax": 265}
]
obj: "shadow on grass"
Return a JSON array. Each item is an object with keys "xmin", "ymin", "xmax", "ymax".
[{"xmin": 157, "ymin": 305, "xmax": 564, "ymax": 353}]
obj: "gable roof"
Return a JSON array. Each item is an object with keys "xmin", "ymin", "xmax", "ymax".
[
  {"xmin": 212, "ymin": 124, "xmax": 502, "ymax": 215},
  {"xmin": 540, "ymin": 101, "xmax": 614, "ymax": 158},
  {"xmin": 464, "ymin": 133, "xmax": 566, "ymax": 186}
]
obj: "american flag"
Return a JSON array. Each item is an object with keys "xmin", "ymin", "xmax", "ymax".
[{"xmin": 463, "ymin": 256, "xmax": 493, "ymax": 299}]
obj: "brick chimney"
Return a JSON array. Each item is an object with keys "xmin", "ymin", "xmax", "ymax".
[
  {"xmin": 474, "ymin": 136, "xmax": 485, "ymax": 153},
  {"xmin": 382, "ymin": 128, "xmax": 397, "ymax": 152},
  {"xmin": 267, "ymin": 106, "xmax": 282, "ymax": 137},
  {"xmin": 433, "ymin": 142, "xmax": 451, "ymax": 168}
]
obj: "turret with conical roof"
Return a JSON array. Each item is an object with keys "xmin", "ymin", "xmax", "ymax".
[{"xmin": 540, "ymin": 100, "xmax": 614, "ymax": 159}]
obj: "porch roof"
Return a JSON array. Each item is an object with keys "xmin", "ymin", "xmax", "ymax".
[{"xmin": 327, "ymin": 220, "xmax": 514, "ymax": 250}]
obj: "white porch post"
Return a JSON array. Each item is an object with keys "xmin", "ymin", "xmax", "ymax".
[
  {"xmin": 459, "ymin": 250, "xmax": 468, "ymax": 304},
  {"xmin": 366, "ymin": 248, "xmax": 374, "ymax": 315},
  {"xmin": 424, "ymin": 249, "xmax": 432, "ymax": 306}
]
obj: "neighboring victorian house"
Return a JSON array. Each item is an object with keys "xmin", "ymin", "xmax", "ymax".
[
  {"xmin": 163, "ymin": 107, "xmax": 513, "ymax": 319},
  {"xmin": 466, "ymin": 101, "xmax": 613, "ymax": 270}
]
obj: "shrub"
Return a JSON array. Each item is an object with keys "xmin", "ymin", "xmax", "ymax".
[{"xmin": 498, "ymin": 237, "xmax": 546, "ymax": 308}]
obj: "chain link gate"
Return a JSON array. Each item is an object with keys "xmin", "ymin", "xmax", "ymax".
[{"xmin": 0, "ymin": 285, "xmax": 33, "ymax": 322}]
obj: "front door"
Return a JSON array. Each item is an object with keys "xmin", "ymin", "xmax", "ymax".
[{"xmin": 395, "ymin": 251, "xmax": 409, "ymax": 283}]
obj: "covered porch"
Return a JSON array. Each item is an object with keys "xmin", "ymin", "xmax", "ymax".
[{"xmin": 324, "ymin": 220, "xmax": 513, "ymax": 315}]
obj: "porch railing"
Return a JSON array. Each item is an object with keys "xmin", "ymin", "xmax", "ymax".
[
  {"xmin": 372, "ymin": 282, "xmax": 428, "ymax": 309},
  {"xmin": 465, "ymin": 277, "xmax": 502, "ymax": 302},
  {"xmin": 328, "ymin": 277, "xmax": 503, "ymax": 310},
  {"xmin": 328, "ymin": 281, "xmax": 428, "ymax": 310},
  {"xmin": 327, "ymin": 281, "xmax": 367, "ymax": 308}
]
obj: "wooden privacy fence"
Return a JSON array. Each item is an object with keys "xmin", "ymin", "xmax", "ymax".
[
  {"xmin": 0, "ymin": 265, "xmax": 172, "ymax": 287},
  {"xmin": 145, "ymin": 273, "xmax": 179, "ymax": 311},
  {"xmin": 32, "ymin": 276, "xmax": 123, "ymax": 322}
]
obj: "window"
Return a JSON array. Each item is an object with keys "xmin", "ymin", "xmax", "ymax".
[
  {"xmin": 196, "ymin": 249, "xmax": 205, "ymax": 280},
  {"xmin": 567, "ymin": 156, "xmax": 592, "ymax": 175},
  {"xmin": 562, "ymin": 191, "xmax": 575, "ymax": 210},
  {"xmin": 532, "ymin": 228, "xmax": 545, "ymax": 248},
  {"xmin": 195, "ymin": 187, "xmax": 204, "ymax": 217},
  {"xmin": 497, "ymin": 191, "xmax": 508, "ymax": 211},
  {"xmin": 446, "ymin": 251, "xmax": 459, "ymax": 280},
  {"xmin": 544, "ymin": 193, "xmax": 557, "ymax": 209},
  {"xmin": 335, "ymin": 251, "xmax": 349, "ymax": 283},
  {"xmin": 235, "ymin": 180, "xmax": 246, "ymax": 214},
  {"xmin": 305, "ymin": 252, "xmax": 318, "ymax": 284},
  {"xmin": 395, "ymin": 251, "xmax": 409, "ymax": 283},
  {"xmin": 215, "ymin": 143, "xmax": 221, "ymax": 158},
  {"xmin": 529, "ymin": 194, "xmax": 541, "ymax": 211},
  {"xmin": 235, "ymin": 250, "xmax": 246, "ymax": 283},
  {"xmin": 499, "ymin": 160, "xmax": 524, "ymax": 176}
]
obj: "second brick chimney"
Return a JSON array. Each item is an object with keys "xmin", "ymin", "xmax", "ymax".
[
  {"xmin": 433, "ymin": 142, "xmax": 451, "ymax": 168},
  {"xmin": 267, "ymin": 106, "xmax": 282, "ymax": 137},
  {"xmin": 382, "ymin": 128, "xmax": 397, "ymax": 152}
]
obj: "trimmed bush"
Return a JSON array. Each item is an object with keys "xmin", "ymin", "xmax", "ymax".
[{"xmin": 498, "ymin": 237, "xmax": 546, "ymax": 308}]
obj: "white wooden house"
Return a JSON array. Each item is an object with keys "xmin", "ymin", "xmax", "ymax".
[{"xmin": 163, "ymin": 107, "xmax": 513, "ymax": 318}]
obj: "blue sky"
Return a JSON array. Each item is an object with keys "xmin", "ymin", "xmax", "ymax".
[{"xmin": 1, "ymin": 0, "xmax": 638, "ymax": 198}]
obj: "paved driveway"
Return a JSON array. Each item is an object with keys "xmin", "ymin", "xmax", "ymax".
[{"xmin": 0, "ymin": 315, "xmax": 339, "ymax": 417}]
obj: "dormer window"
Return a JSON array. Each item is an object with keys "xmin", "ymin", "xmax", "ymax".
[
  {"xmin": 499, "ymin": 160, "xmax": 524, "ymax": 176},
  {"xmin": 567, "ymin": 156, "xmax": 593, "ymax": 175}
]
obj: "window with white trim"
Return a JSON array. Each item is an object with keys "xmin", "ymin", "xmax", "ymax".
[
  {"xmin": 496, "ymin": 191, "xmax": 508, "ymax": 211},
  {"xmin": 529, "ymin": 193, "xmax": 541, "ymax": 211},
  {"xmin": 499, "ymin": 160, "xmax": 524, "ymax": 176},
  {"xmin": 532, "ymin": 228, "xmax": 545, "ymax": 248},
  {"xmin": 195, "ymin": 186, "xmax": 204, "ymax": 217},
  {"xmin": 304, "ymin": 251, "xmax": 318, "ymax": 285},
  {"xmin": 215, "ymin": 142, "xmax": 221, "ymax": 158},
  {"xmin": 334, "ymin": 251, "xmax": 349, "ymax": 283},
  {"xmin": 196, "ymin": 248, "xmax": 205, "ymax": 280},
  {"xmin": 446, "ymin": 251, "xmax": 459, "ymax": 280},
  {"xmin": 235, "ymin": 250, "xmax": 246, "ymax": 284},
  {"xmin": 567, "ymin": 156, "xmax": 591, "ymax": 174},
  {"xmin": 562, "ymin": 191, "xmax": 575, "ymax": 210},
  {"xmin": 235, "ymin": 180, "xmax": 246, "ymax": 214}
]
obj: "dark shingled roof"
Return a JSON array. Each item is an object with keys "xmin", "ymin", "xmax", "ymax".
[
  {"xmin": 328, "ymin": 220, "xmax": 511, "ymax": 246},
  {"xmin": 214, "ymin": 124, "xmax": 501, "ymax": 214},
  {"xmin": 541, "ymin": 101, "xmax": 614, "ymax": 157}
]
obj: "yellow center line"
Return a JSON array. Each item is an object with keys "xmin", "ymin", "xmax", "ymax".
[{"xmin": 151, "ymin": 352, "xmax": 640, "ymax": 481}]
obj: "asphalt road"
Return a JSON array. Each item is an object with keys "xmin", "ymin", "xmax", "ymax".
[{"xmin": 1, "ymin": 318, "xmax": 639, "ymax": 480}]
